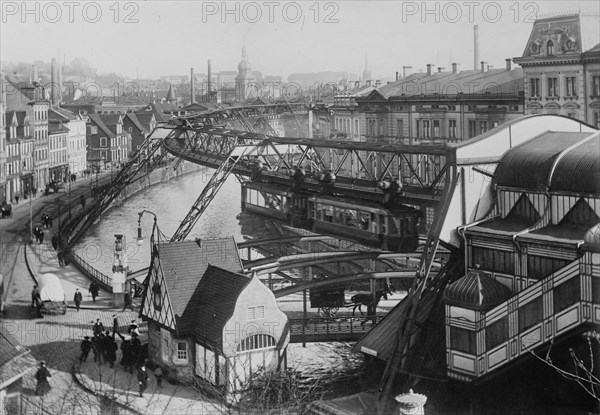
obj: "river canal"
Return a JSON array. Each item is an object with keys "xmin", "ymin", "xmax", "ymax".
[{"xmin": 75, "ymin": 167, "xmax": 372, "ymax": 398}]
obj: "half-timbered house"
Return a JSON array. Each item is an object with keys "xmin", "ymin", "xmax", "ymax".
[{"xmin": 140, "ymin": 237, "xmax": 289, "ymax": 394}]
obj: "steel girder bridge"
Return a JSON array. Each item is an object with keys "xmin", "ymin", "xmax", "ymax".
[{"xmin": 70, "ymin": 101, "xmax": 477, "ymax": 397}]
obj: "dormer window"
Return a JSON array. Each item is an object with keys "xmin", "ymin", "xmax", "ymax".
[{"xmin": 547, "ymin": 40, "xmax": 554, "ymax": 56}]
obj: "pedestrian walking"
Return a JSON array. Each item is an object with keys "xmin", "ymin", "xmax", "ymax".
[
  {"xmin": 122, "ymin": 292, "xmax": 133, "ymax": 312},
  {"xmin": 31, "ymin": 285, "xmax": 40, "ymax": 308},
  {"xmin": 92, "ymin": 334, "xmax": 103, "ymax": 364},
  {"xmin": 137, "ymin": 365, "xmax": 148, "ymax": 397},
  {"xmin": 112, "ymin": 314, "xmax": 119, "ymax": 338},
  {"xmin": 89, "ymin": 282, "xmax": 99, "ymax": 303},
  {"xmin": 73, "ymin": 289, "xmax": 82, "ymax": 311},
  {"xmin": 105, "ymin": 332, "xmax": 117, "ymax": 368},
  {"xmin": 154, "ymin": 366, "xmax": 163, "ymax": 387},
  {"xmin": 35, "ymin": 361, "xmax": 52, "ymax": 395},
  {"xmin": 120, "ymin": 336, "xmax": 134, "ymax": 373},
  {"xmin": 93, "ymin": 318, "xmax": 105, "ymax": 336},
  {"xmin": 57, "ymin": 250, "xmax": 65, "ymax": 267},
  {"xmin": 15, "ymin": 194, "xmax": 19, "ymax": 204},
  {"xmin": 128, "ymin": 320, "xmax": 139, "ymax": 336},
  {"xmin": 80, "ymin": 194, "xmax": 86, "ymax": 210},
  {"xmin": 80, "ymin": 336, "xmax": 93, "ymax": 363},
  {"xmin": 51, "ymin": 235, "xmax": 58, "ymax": 250}
]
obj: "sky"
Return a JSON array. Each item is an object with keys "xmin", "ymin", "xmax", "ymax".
[{"xmin": 1, "ymin": 0, "xmax": 599, "ymax": 81}]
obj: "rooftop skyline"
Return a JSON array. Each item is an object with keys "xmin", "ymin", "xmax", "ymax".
[{"xmin": 1, "ymin": 1, "xmax": 599, "ymax": 81}]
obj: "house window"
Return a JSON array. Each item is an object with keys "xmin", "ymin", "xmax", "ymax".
[
  {"xmin": 547, "ymin": 77, "xmax": 559, "ymax": 97},
  {"xmin": 518, "ymin": 296, "xmax": 543, "ymax": 332},
  {"xmin": 237, "ymin": 334, "xmax": 276, "ymax": 352},
  {"xmin": 432, "ymin": 120, "xmax": 440, "ymax": 138},
  {"xmin": 100, "ymin": 137, "xmax": 107, "ymax": 147},
  {"xmin": 547, "ymin": 40, "xmax": 554, "ymax": 56},
  {"xmin": 449, "ymin": 120, "xmax": 457, "ymax": 139},
  {"xmin": 450, "ymin": 326, "xmax": 476, "ymax": 355},
  {"xmin": 396, "ymin": 120, "xmax": 403, "ymax": 137},
  {"xmin": 129, "ymin": 127, "xmax": 133, "ymax": 132},
  {"xmin": 478, "ymin": 120, "xmax": 488, "ymax": 134},
  {"xmin": 447, "ymin": 105, "xmax": 456, "ymax": 111},
  {"xmin": 176, "ymin": 342, "xmax": 188, "ymax": 361},
  {"xmin": 423, "ymin": 120, "xmax": 430, "ymax": 138},
  {"xmin": 565, "ymin": 76, "xmax": 577, "ymax": 97},
  {"xmin": 592, "ymin": 76, "xmax": 600, "ymax": 97},
  {"xmin": 468, "ymin": 120, "xmax": 477, "ymax": 138},
  {"xmin": 486, "ymin": 316, "xmax": 508, "ymax": 351},
  {"xmin": 553, "ymin": 276, "xmax": 580, "ymax": 313},
  {"xmin": 247, "ymin": 305, "xmax": 265, "ymax": 320},
  {"xmin": 92, "ymin": 126, "xmax": 98, "ymax": 134},
  {"xmin": 529, "ymin": 78, "xmax": 540, "ymax": 98}
]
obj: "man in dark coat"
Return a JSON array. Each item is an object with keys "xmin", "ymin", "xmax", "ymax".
[
  {"xmin": 120, "ymin": 337, "xmax": 134, "ymax": 373},
  {"xmin": 73, "ymin": 289, "xmax": 83, "ymax": 311},
  {"xmin": 105, "ymin": 332, "xmax": 118, "ymax": 368},
  {"xmin": 35, "ymin": 361, "xmax": 52, "ymax": 395},
  {"xmin": 122, "ymin": 292, "xmax": 133, "ymax": 312},
  {"xmin": 89, "ymin": 282, "xmax": 99, "ymax": 303},
  {"xmin": 31, "ymin": 285, "xmax": 40, "ymax": 308},
  {"xmin": 80, "ymin": 336, "xmax": 93, "ymax": 363},
  {"xmin": 80, "ymin": 194, "xmax": 86, "ymax": 210},
  {"xmin": 92, "ymin": 334, "xmax": 103, "ymax": 364},
  {"xmin": 93, "ymin": 318, "xmax": 105, "ymax": 336}
]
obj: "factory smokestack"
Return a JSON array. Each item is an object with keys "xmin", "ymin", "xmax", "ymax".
[
  {"xmin": 190, "ymin": 67, "xmax": 195, "ymax": 104},
  {"xmin": 207, "ymin": 59, "xmax": 212, "ymax": 103},
  {"xmin": 473, "ymin": 25, "xmax": 480, "ymax": 71},
  {"xmin": 51, "ymin": 58, "xmax": 56, "ymax": 106}
]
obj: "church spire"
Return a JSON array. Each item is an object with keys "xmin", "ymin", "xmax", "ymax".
[{"xmin": 166, "ymin": 83, "xmax": 177, "ymax": 104}]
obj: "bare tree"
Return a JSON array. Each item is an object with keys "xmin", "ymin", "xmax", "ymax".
[{"xmin": 526, "ymin": 331, "xmax": 600, "ymax": 406}]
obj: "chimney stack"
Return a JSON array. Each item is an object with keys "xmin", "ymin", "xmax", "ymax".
[
  {"xmin": 375, "ymin": 80, "xmax": 381, "ymax": 88},
  {"xmin": 403, "ymin": 66, "xmax": 412, "ymax": 77},
  {"xmin": 473, "ymin": 25, "xmax": 480, "ymax": 71},
  {"xmin": 451, "ymin": 63, "xmax": 458, "ymax": 74},
  {"xmin": 190, "ymin": 67, "xmax": 195, "ymax": 104},
  {"xmin": 426, "ymin": 64, "xmax": 432, "ymax": 76},
  {"xmin": 366, "ymin": 80, "xmax": 371, "ymax": 87},
  {"xmin": 207, "ymin": 59, "xmax": 212, "ymax": 102},
  {"xmin": 437, "ymin": 67, "xmax": 444, "ymax": 73},
  {"xmin": 396, "ymin": 71, "xmax": 399, "ymax": 81},
  {"xmin": 51, "ymin": 58, "xmax": 56, "ymax": 105},
  {"xmin": 480, "ymin": 61, "xmax": 487, "ymax": 73},
  {"xmin": 505, "ymin": 58, "xmax": 512, "ymax": 71},
  {"xmin": 355, "ymin": 81, "xmax": 360, "ymax": 88}
]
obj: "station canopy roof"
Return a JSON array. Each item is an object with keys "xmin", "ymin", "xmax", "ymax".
[{"xmin": 493, "ymin": 131, "xmax": 599, "ymax": 194}]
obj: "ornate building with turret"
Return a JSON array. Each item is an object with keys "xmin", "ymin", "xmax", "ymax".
[
  {"xmin": 235, "ymin": 44, "xmax": 255, "ymax": 102},
  {"xmin": 513, "ymin": 13, "xmax": 600, "ymax": 126}
]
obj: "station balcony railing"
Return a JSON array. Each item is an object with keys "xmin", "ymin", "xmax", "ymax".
[{"xmin": 446, "ymin": 252, "xmax": 599, "ymax": 382}]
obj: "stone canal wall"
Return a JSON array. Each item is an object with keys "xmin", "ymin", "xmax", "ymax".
[{"xmin": 64, "ymin": 160, "xmax": 204, "ymax": 292}]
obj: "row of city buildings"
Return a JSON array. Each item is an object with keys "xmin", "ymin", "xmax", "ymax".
[
  {"xmin": 0, "ymin": 13, "xmax": 598, "ymax": 205},
  {"xmin": 316, "ymin": 14, "xmax": 600, "ymax": 144},
  {"xmin": 0, "ymin": 74, "xmax": 159, "ymax": 204}
]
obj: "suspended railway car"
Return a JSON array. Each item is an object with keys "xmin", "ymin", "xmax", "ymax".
[
  {"xmin": 241, "ymin": 182, "xmax": 422, "ymax": 252},
  {"xmin": 307, "ymin": 196, "xmax": 421, "ymax": 252}
]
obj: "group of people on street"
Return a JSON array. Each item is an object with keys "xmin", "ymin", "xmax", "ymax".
[
  {"xmin": 78, "ymin": 317, "xmax": 161, "ymax": 397},
  {"xmin": 72, "ymin": 283, "xmax": 101, "ymax": 310}
]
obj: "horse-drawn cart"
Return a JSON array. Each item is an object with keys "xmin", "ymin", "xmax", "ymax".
[{"xmin": 310, "ymin": 286, "xmax": 346, "ymax": 318}]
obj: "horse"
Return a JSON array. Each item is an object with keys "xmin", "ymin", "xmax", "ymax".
[{"xmin": 350, "ymin": 285, "xmax": 393, "ymax": 317}]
